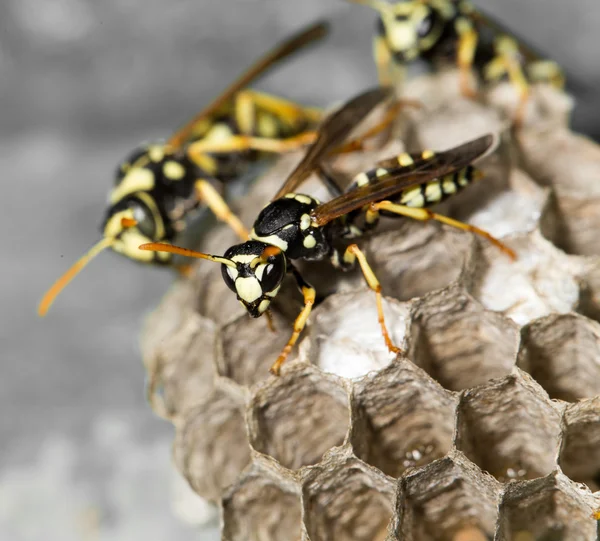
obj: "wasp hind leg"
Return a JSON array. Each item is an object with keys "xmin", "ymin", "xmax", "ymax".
[
  {"xmin": 270, "ymin": 266, "xmax": 316, "ymax": 376},
  {"xmin": 343, "ymin": 243, "xmax": 401, "ymax": 355},
  {"xmin": 195, "ymin": 179, "xmax": 249, "ymax": 241},
  {"xmin": 370, "ymin": 201, "xmax": 516, "ymax": 260}
]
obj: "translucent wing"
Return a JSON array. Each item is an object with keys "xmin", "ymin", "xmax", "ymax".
[
  {"xmin": 167, "ymin": 20, "xmax": 329, "ymax": 148},
  {"xmin": 311, "ymin": 133, "xmax": 496, "ymax": 226},
  {"xmin": 272, "ymin": 86, "xmax": 393, "ymax": 200}
]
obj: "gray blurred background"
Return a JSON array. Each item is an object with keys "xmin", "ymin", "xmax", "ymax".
[{"xmin": 3, "ymin": 1, "xmax": 599, "ymax": 540}]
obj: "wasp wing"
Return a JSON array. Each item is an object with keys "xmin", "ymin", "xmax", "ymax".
[
  {"xmin": 167, "ymin": 20, "xmax": 329, "ymax": 148},
  {"xmin": 311, "ymin": 133, "xmax": 496, "ymax": 226},
  {"xmin": 272, "ymin": 86, "xmax": 393, "ymax": 200}
]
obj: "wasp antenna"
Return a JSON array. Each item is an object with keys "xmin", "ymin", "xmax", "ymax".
[
  {"xmin": 38, "ymin": 237, "xmax": 115, "ymax": 317},
  {"xmin": 139, "ymin": 242, "xmax": 236, "ymax": 268}
]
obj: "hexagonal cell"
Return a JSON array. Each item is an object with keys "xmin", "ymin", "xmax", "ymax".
[
  {"xmin": 455, "ymin": 371, "xmax": 562, "ymax": 483},
  {"xmin": 300, "ymin": 290, "xmax": 410, "ymax": 379},
  {"xmin": 173, "ymin": 387, "xmax": 251, "ymax": 502},
  {"xmin": 559, "ymin": 398, "xmax": 600, "ymax": 489},
  {"xmin": 218, "ymin": 306, "xmax": 297, "ymax": 387},
  {"xmin": 392, "ymin": 450, "xmax": 501, "ymax": 541},
  {"xmin": 302, "ymin": 447, "xmax": 395, "ymax": 541},
  {"xmin": 469, "ymin": 230, "xmax": 580, "ymax": 326},
  {"xmin": 221, "ymin": 456, "xmax": 302, "ymax": 541},
  {"xmin": 247, "ymin": 365, "xmax": 350, "ymax": 470},
  {"xmin": 142, "ymin": 311, "xmax": 217, "ymax": 420},
  {"xmin": 496, "ymin": 471, "xmax": 598, "ymax": 540},
  {"xmin": 517, "ymin": 314, "xmax": 600, "ymax": 401},
  {"xmin": 364, "ymin": 220, "xmax": 474, "ymax": 302},
  {"xmin": 409, "ymin": 286, "xmax": 519, "ymax": 391},
  {"xmin": 351, "ymin": 360, "xmax": 458, "ymax": 479}
]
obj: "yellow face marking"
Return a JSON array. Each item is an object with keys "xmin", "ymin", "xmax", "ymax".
[
  {"xmin": 425, "ymin": 181, "xmax": 442, "ymax": 203},
  {"xmin": 148, "ymin": 146, "xmax": 165, "ymax": 163},
  {"xmin": 258, "ymin": 299, "xmax": 271, "ymax": 314},
  {"xmin": 231, "ymin": 254, "xmax": 258, "ymax": 265},
  {"xmin": 421, "ymin": 149, "xmax": 435, "ymax": 159},
  {"xmin": 163, "ymin": 160, "xmax": 186, "ymax": 180},
  {"xmin": 104, "ymin": 209, "xmax": 134, "ymax": 239},
  {"xmin": 300, "ymin": 214, "xmax": 311, "ymax": 231},
  {"xmin": 398, "ymin": 153, "xmax": 414, "ymax": 166},
  {"xmin": 303, "ymin": 235, "xmax": 317, "ymax": 249},
  {"xmin": 110, "ymin": 167, "xmax": 155, "ymax": 204},
  {"xmin": 266, "ymin": 285, "xmax": 281, "ymax": 298},
  {"xmin": 255, "ymin": 263, "xmax": 267, "ymax": 281},
  {"xmin": 235, "ymin": 277, "xmax": 263, "ymax": 303}
]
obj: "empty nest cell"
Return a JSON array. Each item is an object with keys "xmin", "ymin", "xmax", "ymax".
[
  {"xmin": 496, "ymin": 471, "xmax": 598, "ymax": 540},
  {"xmin": 350, "ymin": 360, "xmax": 457, "ymax": 479},
  {"xmin": 455, "ymin": 371, "xmax": 562, "ymax": 483},
  {"xmin": 221, "ymin": 458, "xmax": 302, "ymax": 541},
  {"xmin": 393, "ymin": 450, "xmax": 501, "ymax": 541},
  {"xmin": 173, "ymin": 388, "xmax": 251, "ymax": 502},
  {"xmin": 559, "ymin": 398, "xmax": 600, "ymax": 490},
  {"xmin": 409, "ymin": 286, "xmax": 519, "ymax": 391},
  {"xmin": 247, "ymin": 365, "xmax": 350, "ymax": 470},
  {"xmin": 302, "ymin": 448, "xmax": 395, "ymax": 541},
  {"xmin": 518, "ymin": 313, "xmax": 600, "ymax": 401}
]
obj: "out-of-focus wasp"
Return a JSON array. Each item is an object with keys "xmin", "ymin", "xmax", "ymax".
[
  {"xmin": 348, "ymin": 0, "xmax": 564, "ymax": 122},
  {"xmin": 38, "ymin": 21, "xmax": 330, "ymax": 316},
  {"xmin": 140, "ymin": 86, "xmax": 515, "ymax": 376}
]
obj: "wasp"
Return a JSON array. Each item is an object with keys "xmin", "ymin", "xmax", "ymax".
[
  {"xmin": 139, "ymin": 85, "xmax": 515, "ymax": 376},
  {"xmin": 349, "ymin": 0, "xmax": 565, "ymax": 122},
  {"xmin": 38, "ymin": 21, "xmax": 333, "ymax": 316}
]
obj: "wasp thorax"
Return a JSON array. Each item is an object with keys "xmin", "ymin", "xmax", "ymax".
[{"xmin": 221, "ymin": 240, "xmax": 287, "ymax": 318}]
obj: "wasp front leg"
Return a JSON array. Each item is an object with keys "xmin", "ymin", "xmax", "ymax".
[
  {"xmin": 374, "ymin": 35, "xmax": 395, "ymax": 88},
  {"xmin": 270, "ymin": 266, "xmax": 316, "ymax": 376},
  {"xmin": 455, "ymin": 19, "xmax": 479, "ymax": 99}
]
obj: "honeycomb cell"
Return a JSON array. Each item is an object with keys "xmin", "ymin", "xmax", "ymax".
[
  {"xmin": 221, "ymin": 456, "xmax": 302, "ymax": 541},
  {"xmin": 496, "ymin": 471, "xmax": 598, "ymax": 540},
  {"xmin": 470, "ymin": 231, "xmax": 580, "ymax": 326},
  {"xmin": 409, "ymin": 286, "xmax": 519, "ymax": 391},
  {"xmin": 455, "ymin": 370, "xmax": 562, "ymax": 483},
  {"xmin": 350, "ymin": 360, "xmax": 457, "ymax": 479},
  {"xmin": 517, "ymin": 313, "xmax": 600, "ymax": 401},
  {"xmin": 364, "ymin": 221, "xmax": 474, "ymax": 302},
  {"xmin": 302, "ymin": 447, "xmax": 395, "ymax": 541},
  {"xmin": 173, "ymin": 387, "xmax": 251, "ymax": 502},
  {"xmin": 143, "ymin": 312, "xmax": 217, "ymax": 420},
  {"xmin": 559, "ymin": 398, "xmax": 600, "ymax": 490},
  {"xmin": 301, "ymin": 290, "xmax": 410, "ymax": 379},
  {"xmin": 247, "ymin": 365, "xmax": 350, "ymax": 470},
  {"xmin": 392, "ymin": 450, "xmax": 501, "ymax": 541},
  {"xmin": 218, "ymin": 306, "xmax": 296, "ymax": 387}
]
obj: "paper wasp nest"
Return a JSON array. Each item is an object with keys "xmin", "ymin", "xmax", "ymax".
[{"xmin": 142, "ymin": 71, "xmax": 600, "ymax": 540}]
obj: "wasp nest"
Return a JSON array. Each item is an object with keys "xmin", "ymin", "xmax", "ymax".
[{"xmin": 142, "ymin": 71, "xmax": 600, "ymax": 540}]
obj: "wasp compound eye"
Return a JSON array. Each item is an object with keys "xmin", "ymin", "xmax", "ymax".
[
  {"xmin": 257, "ymin": 259, "xmax": 286, "ymax": 295},
  {"xmin": 417, "ymin": 12, "xmax": 435, "ymax": 38}
]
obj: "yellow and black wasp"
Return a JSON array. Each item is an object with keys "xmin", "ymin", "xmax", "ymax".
[
  {"xmin": 348, "ymin": 0, "xmax": 564, "ymax": 122},
  {"xmin": 38, "ymin": 21, "xmax": 334, "ymax": 317},
  {"xmin": 139, "ymin": 85, "xmax": 515, "ymax": 376}
]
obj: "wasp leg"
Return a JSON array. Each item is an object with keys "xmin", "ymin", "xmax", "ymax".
[
  {"xmin": 234, "ymin": 89, "xmax": 322, "ymax": 133},
  {"xmin": 187, "ymin": 131, "xmax": 318, "ymax": 156},
  {"xmin": 265, "ymin": 309, "xmax": 277, "ymax": 333},
  {"xmin": 195, "ymin": 179, "xmax": 249, "ymax": 240},
  {"xmin": 371, "ymin": 201, "xmax": 516, "ymax": 260},
  {"xmin": 373, "ymin": 36, "xmax": 394, "ymax": 87},
  {"xmin": 484, "ymin": 50, "xmax": 530, "ymax": 126},
  {"xmin": 270, "ymin": 267, "xmax": 316, "ymax": 376},
  {"xmin": 456, "ymin": 24, "xmax": 479, "ymax": 99},
  {"xmin": 343, "ymin": 243, "xmax": 401, "ymax": 355}
]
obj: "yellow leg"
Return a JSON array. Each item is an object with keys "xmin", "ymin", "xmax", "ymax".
[
  {"xmin": 195, "ymin": 180, "xmax": 249, "ymax": 240},
  {"xmin": 457, "ymin": 26, "xmax": 479, "ymax": 98},
  {"xmin": 344, "ymin": 244, "xmax": 401, "ymax": 355},
  {"xmin": 187, "ymin": 131, "xmax": 317, "ymax": 155},
  {"xmin": 235, "ymin": 89, "xmax": 322, "ymax": 128},
  {"xmin": 371, "ymin": 201, "xmax": 517, "ymax": 260},
  {"xmin": 265, "ymin": 309, "xmax": 277, "ymax": 333},
  {"xmin": 374, "ymin": 36, "xmax": 394, "ymax": 87},
  {"xmin": 270, "ymin": 283, "xmax": 315, "ymax": 376}
]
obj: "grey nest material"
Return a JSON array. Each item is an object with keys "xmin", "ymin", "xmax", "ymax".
[{"xmin": 141, "ymin": 70, "xmax": 600, "ymax": 541}]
